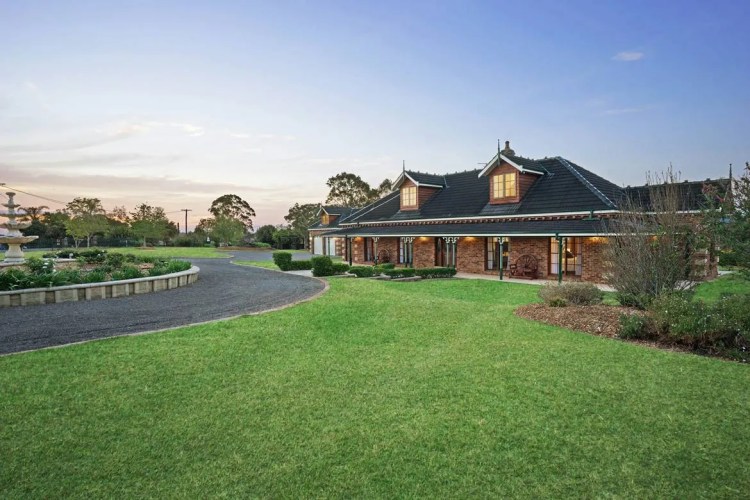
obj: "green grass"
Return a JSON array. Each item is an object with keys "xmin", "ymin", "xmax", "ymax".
[
  {"xmin": 693, "ymin": 272, "xmax": 750, "ymax": 302},
  {"xmin": 1, "ymin": 279, "xmax": 748, "ymax": 497},
  {"xmin": 234, "ymin": 260, "xmax": 280, "ymax": 270},
  {"xmin": 11, "ymin": 246, "xmax": 230, "ymax": 260}
]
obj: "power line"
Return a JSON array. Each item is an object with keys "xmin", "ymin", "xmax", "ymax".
[{"xmin": 0, "ymin": 185, "xmax": 68, "ymax": 206}]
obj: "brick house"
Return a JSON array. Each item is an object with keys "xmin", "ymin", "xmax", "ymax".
[
  {"xmin": 309, "ymin": 142, "xmax": 727, "ymax": 283},
  {"xmin": 308, "ymin": 206, "xmax": 358, "ymax": 257}
]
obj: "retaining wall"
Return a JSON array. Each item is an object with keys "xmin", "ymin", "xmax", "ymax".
[{"xmin": 0, "ymin": 266, "xmax": 199, "ymax": 308}]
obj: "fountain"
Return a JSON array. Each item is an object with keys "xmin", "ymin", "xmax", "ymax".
[{"xmin": 1, "ymin": 192, "xmax": 38, "ymax": 264}]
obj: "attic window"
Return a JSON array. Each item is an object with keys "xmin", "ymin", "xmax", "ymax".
[
  {"xmin": 322, "ymin": 214, "xmax": 330, "ymax": 225},
  {"xmin": 402, "ymin": 186, "xmax": 416, "ymax": 206},
  {"xmin": 493, "ymin": 172, "xmax": 517, "ymax": 199}
]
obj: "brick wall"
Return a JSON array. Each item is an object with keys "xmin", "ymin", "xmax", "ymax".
[
  {"xmin": 581, "ymin": 237, "xmax": 608, "ymax": 283},
  {"xmin": 413, "ymin": 237, "xmax": 434, "ymax": 267},
  {"xmin": 377, "ymin": 237, "xmax": 399, "ymax": 264},
  {"xmin": 456, "ymin": 237, "xmax": 487, "ymax": 274},
  {"xmin": 508, "ymin": 237, "xmax": 549, "ymax": 279}
]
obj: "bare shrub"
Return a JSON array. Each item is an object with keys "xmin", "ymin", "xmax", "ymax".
[
  {"xmin": 539, "ymin": 283, "xmax": 604, "ymax": 306},
  {"xmin": 605, "ymin": 169, "xmax": 702, "ymax": 304}
]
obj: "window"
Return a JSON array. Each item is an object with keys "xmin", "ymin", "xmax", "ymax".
[
  {"xmin": 401, "ymin": 186, "xmax": 417, "ymax": 206},
  {"xmin": 549, "ymin": 237, "xmax": 582, "ymax": 276},
  {"xmin": 321, "ymin": 214, "xmax": 329, "ymax": 225},
  {"xmin": 492, "ymin": 173, "xmax": 517, "ymax": 199},
  {"xmin": 364, "ymin": 238, "xmax": 375, "ymax": 261},
  {"xmin": 486, "ymin": 237, "xmax": 509, "ymax": 270}
]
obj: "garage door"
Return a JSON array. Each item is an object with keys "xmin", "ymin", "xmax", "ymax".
[
  {"xmin": 313, "ymin": 237, "xmax": 323, "ymax": 255},
  {"xmin": 327, "ymin": 238, "xmax": 337, "ymax": 256}
]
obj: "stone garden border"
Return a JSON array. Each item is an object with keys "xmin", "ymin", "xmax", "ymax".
[{"xmin": 0, "ymin": 266, "xmax": 199, "ymax": 308}]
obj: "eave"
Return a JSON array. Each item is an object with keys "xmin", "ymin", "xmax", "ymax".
[{"xmin": 478, "ymin": 154, "xmax": 545, "ymax": 178}]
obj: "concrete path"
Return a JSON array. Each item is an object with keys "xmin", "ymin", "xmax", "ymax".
[{"xmin": 0, "ymin": 259, "xmax": 325, "ymax": 355}]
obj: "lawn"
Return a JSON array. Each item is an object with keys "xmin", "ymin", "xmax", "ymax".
[
  {"xmin": 11, "ymin": 246, "xmax": 231, "ymax": 260},
  {"xmin": 234, "ymin": 260, "xmax": 280, "ymax": 270},
  {"xmin": 693, "ymin": 272, "xmax": 750, "ymax": 302},
  {"xmin": 1, "ymin": 279, "xmax": 748, "ymax": 497}
]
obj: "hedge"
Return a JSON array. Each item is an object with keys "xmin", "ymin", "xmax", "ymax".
[
  {"xmin": 311, "ymin": 256, "xmax": 334, "ymax": 277},
  {"xmin": 332, "ymin": 262, "xmax": 350, "ymax": 274},
  {"xmin": 272, "ymin": 251, "xmax": 293, "ymax": 271},
  {"xmin": 348, "ymin": 266, "xmax": 375, "ymax": 278},
  {"xmin": 288, "ymin": 260, "xmax": 312, "ymax": 270},
  {"xmin": 415, "ymin": 267, "xmax": 457, "ymax": 279},
  {"xmin": 383, "ymin": 268, "xmax": 416, "ymax": 279}
]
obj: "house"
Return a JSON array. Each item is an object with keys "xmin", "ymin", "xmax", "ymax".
[
  {"xmin": 308, "ymin": 206, "xmax": 359, "ymax": 257},
  {"xmin": 309, "ymin": 142, "xmax": 727, "ymax": 282}
]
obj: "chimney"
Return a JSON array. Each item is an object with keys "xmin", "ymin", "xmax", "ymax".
[{"xmin": 502, "ymin": 140, "xmax": 515, "ymax": 156}]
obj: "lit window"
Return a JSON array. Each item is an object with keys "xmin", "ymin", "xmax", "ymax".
[
  {"xmin": 493, "ymin": 173, "xmax": 517, "ymax": 199},
  {"xmin": 322, "ymin": 214, "xmax": 329, "ymax": 225},
  {"xmin": 402, "ymin": 186, "xmax": 417, "ymax": 206}
]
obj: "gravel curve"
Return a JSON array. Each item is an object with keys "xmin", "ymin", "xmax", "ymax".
[{"xmin": 0, "ymin": 259, "xmax": 325, "ymax": 355}]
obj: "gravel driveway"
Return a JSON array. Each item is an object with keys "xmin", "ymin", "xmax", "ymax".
[{"xmin": 0, "ymin": 259, "xmax": 325, "ymax": 355}]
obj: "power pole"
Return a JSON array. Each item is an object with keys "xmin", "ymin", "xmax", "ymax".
[{"xmin": 180, "ymin": 209, "xmax": 192, "ymax": 234}]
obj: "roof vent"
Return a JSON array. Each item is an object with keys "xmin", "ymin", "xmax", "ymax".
[{"xmin": 502, "ymin": 140, "xmax": 515, "ymax": 156}]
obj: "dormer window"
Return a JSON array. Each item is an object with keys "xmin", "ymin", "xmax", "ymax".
[
  {"xmin": 322, "ymin": 214, "xmax": 330, "ymax": 225},
  {"xmin": 401, "ymin": 186, "xmax": 417, "ymax": 207},
  {"xmin": 492, "ymin": 172, "xmax": 517, "ymax": 199}
]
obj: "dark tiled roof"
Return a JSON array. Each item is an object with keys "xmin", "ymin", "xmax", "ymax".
[
  {"xmin": 343, "ymin": 157, "xmax": 623, "ymax": 224},
  {"xmin": 330, "ymin": 218, "xmax": 612, "ymax": 237},
  {"xmin": 309, "ymin": 205, "xmax": 359, "ymax": 229},
  {"xmin": 321, "ymin": 205, "xmax": 354, "ymax": 215},
  {"xmin": 503, "ymin": 153, "xmax": 548, "ymax": 173},
  {"xmin": 622, "ymin": 179, "xmax": 730, "ymax": 211},
  {"xmin": 406, "ymin": 171, "xmax": 446, "ymax": 187}
]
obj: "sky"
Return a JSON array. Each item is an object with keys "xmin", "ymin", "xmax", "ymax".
[{"xmin": 1, "ymin": 0, "xmax": 748, "ymax": 230}]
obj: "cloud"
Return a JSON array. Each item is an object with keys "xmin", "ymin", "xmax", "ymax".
[
  {"xmin": 612, "ymin": 51, "xmax": 644, "ymax": 62},
  {"xmin": 0, "ymin": 126, "xmax": 146, "ymax": 154}
]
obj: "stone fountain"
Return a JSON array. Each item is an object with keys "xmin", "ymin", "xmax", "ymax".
[{"xmin": 1, "ymin": 192, "xmax": 38, "ymax": 264}]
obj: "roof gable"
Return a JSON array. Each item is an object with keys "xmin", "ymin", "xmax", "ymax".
[
  {"xmin": 478, "ymin": 153, "xmax": 547, "ymax": 177},
  {"xmin": 393, "ymin": 170, "xmax": 446, "ymax": 189}
]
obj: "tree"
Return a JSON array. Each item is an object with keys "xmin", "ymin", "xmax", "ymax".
[
  {"xmin": 273, "ymin": 227, "xmax": 303, "ymax": 249},
  {"xmin": 42, "ymin": 211, "xmax": 70, "ymax": 242},
  {"xmin": 284, "ymin": 203, "xmax": 320, "ymax": 249},
  {"xmin": 254, "ymin": 224, "xmax": 277, "ymax": 245},
  {"xmin": 19, "ymin": 205, "xmax": 48, "ymax": 222},
  {"xmin": 284, "ymin": 203, "xmax": 321, "ymax": 232},
  {"xmin": 376, "ymin": 178, "xmax": 393, "ymax": 196},
  {"xmin": 604, "ymin": 169, "xmax": 703, "ymax": 306},
  {"xmin": 722, "ymin": 162, "xmax": 750, "ymax": 271},
  {"xmin": 209, "ymin": 216, "xmax": 245, "ymax": 246},
  {"xmin": 64, "ymin": 197, "xmax": 108, "ymax": 247},
  {"xmin": 106, "ymin": 206, "xmax": 132, "ymax": 240},
  {"xmin": 325, "ymin": 173, "xmax": 375, "ymax": 207},
  {"xmin": 209, "ymin": 194, "xmax": 256, "ymax": 231},
  {"xmin": 129, "ymin": 204, "xmax": 176, "ymax": 246},
  {"xmin": 325, "ymin": 172, "xmax": 393, "ymax": 207}
]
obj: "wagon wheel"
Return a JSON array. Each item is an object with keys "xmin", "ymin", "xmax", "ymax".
[
  {"xmin": 377, "ymin": 249, "xmax": 391, "ymax": 264},
  {"xmin": 516, "ymin": 254, "xmax": 538, "ymax": 275}
]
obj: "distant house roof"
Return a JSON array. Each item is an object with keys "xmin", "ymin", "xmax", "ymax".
[
  {"xmin": 309, "ymin": 206, "xmax": 359, "ymax": 230},
  {"xmin": 622, "ymin": 179, "xmax": 731, "ymax": 212}
]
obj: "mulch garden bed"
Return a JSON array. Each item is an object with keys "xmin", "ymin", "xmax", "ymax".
[
  {"xmin": 514, "ymin": 304, "xmax": 696, "ymax": 355},
  {"xmin": 515, "ymin": 304, "xmax": 642, "ymax": 338}
]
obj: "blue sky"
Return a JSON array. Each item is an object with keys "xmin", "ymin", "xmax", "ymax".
[{"xmin": 1, "ymin": 0, "xmax": 748, "ymax": 228}]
